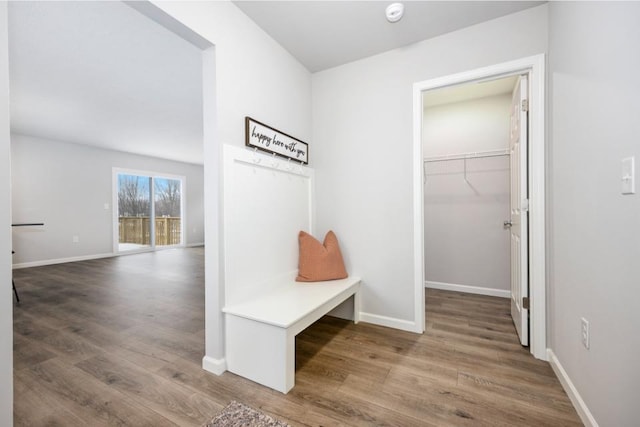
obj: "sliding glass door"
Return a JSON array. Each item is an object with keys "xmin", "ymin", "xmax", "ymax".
[
  {"xmin": 117, "ymin": 174, "xmax": 152, "ymax": 251},
  {"xmin": 154, "ymin": 177, "xmax": 182, "ymax": 247},
  {"xmin": 115, "ymin": 170, "xmax": 184, "ymax": 252}
]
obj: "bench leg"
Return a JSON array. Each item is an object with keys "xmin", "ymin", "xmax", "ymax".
[
  {"xmin": 225, "ymin": 314, "xmax": 295, "ymax": 393},
  {"xmin": 353, "ymin": 290, "xmax": 361, "ymax": 324}
]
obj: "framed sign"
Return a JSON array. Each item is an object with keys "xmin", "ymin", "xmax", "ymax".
[{"xmin": 245, "ymin": 117, "xmax": 309, "ymax": 164}]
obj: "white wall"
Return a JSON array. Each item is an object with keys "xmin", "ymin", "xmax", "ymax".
[
  {"xmin": 312, "ymin": 5, "xmax": 548, "ymax": 329},
  {"xmin": 0, "ymin": 3, "xmax": 13, "ymax": 424},
  {"xmin": 548, "ymin": 2, "xmax": 640, "ymax": 426},
  {"xmin": 423, "ymin": 94, "xmax": 511, "ymax": 156},
  {"xmin": 11, "ymin": 134, "xmax": 204, "ymax": 265},
  {"xmin": 424, "ymin": 95, "xmax": 510, "ymax": 293},
  {"xmin": 152, "ymin": 1, "xmax": 312, "ymax": 150}
]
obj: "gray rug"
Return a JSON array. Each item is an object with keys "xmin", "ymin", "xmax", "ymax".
[{"xmin": 204, "ymin": 401, "xmax": 290, "ymax": 427}]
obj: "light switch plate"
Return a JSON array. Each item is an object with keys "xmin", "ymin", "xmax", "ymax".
[{"xmin": 622, "ymin": 156, "xmax": 635, "ymax": 195}]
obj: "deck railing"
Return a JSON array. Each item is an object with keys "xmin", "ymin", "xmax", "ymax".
[{"xmin": 118, "ymin": 216, "xmax": 182, "ymax": 246}]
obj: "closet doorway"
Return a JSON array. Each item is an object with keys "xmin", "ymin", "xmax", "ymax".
[
  {"xmin": 422, "ymin": 75, "xmax": 529, "ymax": 345},
  {"xmin": 412, "ymin": 55, "xmax": 546, "ymax": 360}
]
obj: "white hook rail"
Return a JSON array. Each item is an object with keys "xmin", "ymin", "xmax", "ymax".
[{"xmin": 243, "ymin": 146, "xmax": 308, "ymax": 177}]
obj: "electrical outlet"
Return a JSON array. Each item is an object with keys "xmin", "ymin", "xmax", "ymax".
[
  {"xmin": 581, "ymin": 317, "xmax": 590, "ymax": 349},
  {"xmin": 72, "ymin": 235, "xmax": 80, "ymax": 243}
]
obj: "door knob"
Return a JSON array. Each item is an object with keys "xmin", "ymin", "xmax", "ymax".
[{"xmin": 504, "ymin": 220, "xmax": 513, "ymax": 228}]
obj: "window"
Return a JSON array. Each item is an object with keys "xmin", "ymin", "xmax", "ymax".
[{"xmin": 114, "ymin": 170, "xmax": 185, "ymax": 252}]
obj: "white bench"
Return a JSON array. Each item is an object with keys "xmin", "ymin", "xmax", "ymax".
[{"xmin": 223, "ymin": 276, "xmax": 361, "ymax": 393}]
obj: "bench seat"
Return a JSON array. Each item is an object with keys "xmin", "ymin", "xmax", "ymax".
[{"xmin": 223, "ymin": 276, "xmax": 361, "ymax": 393}]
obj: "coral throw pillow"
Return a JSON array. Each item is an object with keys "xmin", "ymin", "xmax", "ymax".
[{"xmin": 296, "ymin": 230, "xmax": 348, "ymax": 282}]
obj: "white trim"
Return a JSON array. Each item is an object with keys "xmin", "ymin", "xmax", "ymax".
[
  {"xmin": 112, "ymin": 169, "xmax": 119, "ymax": 253},
  {"xmin": 548, "ymin": 349, "xmax": 599, "ymax": 427},
  {"xmin": 425, "ymin": 281, "xmax": 510, "ymax": 299},
  {"xmin": 202, "ymin": 355, "xmax": 227, "ymax": 376},
  {"xmin": 359, "ymin": 312, "xmax": 421, "ymax": 333},
  {"xmin": 413, "ymin": 54, "xmax": 547, "ymax": 360},
  {"xmin": 12, "ymin": 243, "xmax": 203, "ymax": 269},
  {"xmin": 412, "ymin": 74, "xmax": 426, "ymax": 333},
  {"xmin": 12, "ymin": 252, "xmax": 115, "ymax": 269},
  {"xmin": 527, "ymin": 54, "xmax": 547, "ymax": 361}
]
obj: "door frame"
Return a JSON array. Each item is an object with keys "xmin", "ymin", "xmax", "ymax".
[{"xmin": 412, "ymin": 54, "xmax": 547, "ymax": 360}]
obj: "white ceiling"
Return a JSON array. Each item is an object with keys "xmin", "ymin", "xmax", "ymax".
[
  {"xmin": 8, "ymin": 1, "xmax": 204, "ymax": 165},
  {"xmin": 233, "ymin": 1, "xmax": 545, "ymax": 72}
]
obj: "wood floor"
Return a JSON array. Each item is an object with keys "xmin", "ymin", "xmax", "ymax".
[{"xmin": 13, "ymin": 248, "xmax": 581, "ymax": 426}]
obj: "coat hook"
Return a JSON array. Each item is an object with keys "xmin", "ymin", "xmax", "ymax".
[{"xmin": 252, "ymin": 147, "xmax": 261, "ymax": 164}]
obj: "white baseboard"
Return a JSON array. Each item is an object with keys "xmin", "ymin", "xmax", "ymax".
[
  {"xmin": 13, "ymin": 245, "xmax": 204, "ymax": 269},
  {"xmin": 359, "ymin": 312, "xmax": 421, "ymax": 333},
  {"xmin": 548, "ymin": 349, "xmax": 599, "ymax": 427},
  {"xmin": 202, "ymin": 355, "xmax": 227, "ymax": 375},
  {"xmin": 425, "ymin": 280, "xmax": 510, "ymax": 298},
  {"xmin": 12, "ymin": 252, "xmax": 115, "ymax": 269}
]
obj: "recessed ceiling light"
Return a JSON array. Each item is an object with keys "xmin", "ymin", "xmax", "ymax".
[{"xmin": 385, "ymin": 3, "xmax": 405, "ymax": 23}]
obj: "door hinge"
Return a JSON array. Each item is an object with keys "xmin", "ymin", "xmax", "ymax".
[
  {"xmin": 523, "ymin": 297, "xmax": 530, "ymax": 310},
  {"xmin": 521, "ymin": 199, "xmax": 529, "ymax": 212},
  {"xmin": 521, "ymin": 99, "xmax": 529, "ymax": 112}
]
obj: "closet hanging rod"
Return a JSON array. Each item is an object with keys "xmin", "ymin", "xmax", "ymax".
[{"xmin": 423, "ymin": 149, "xmax": 510, "ymax": 163}]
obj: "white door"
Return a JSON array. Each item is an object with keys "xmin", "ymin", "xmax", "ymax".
[{"xmin": 509, "ymin": 75, "xmax": 529, "ymax": 346}]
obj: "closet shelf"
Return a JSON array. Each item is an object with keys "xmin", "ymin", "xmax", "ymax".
[{"xmin": 423, "ymin": 149, "xmax": 510, "ymax": 163}]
